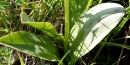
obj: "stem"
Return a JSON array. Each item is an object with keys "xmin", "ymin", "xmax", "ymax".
[
  {"xmin": 86, "ymin": 0, "xmax": 93, "ymax": 11},
  {"xmin": 58, "ymin": 50, "xmax": 71, "ymax": 65},
  {"xmin": 63, "ymin": 0, "xmax": 69, "ymax": 64},
  {"xmin": 99, "ymin": 0, "xmax": 102, "ymax": 4},
  {"xmin": 64, "ymin": 0, "xmax": 69, "ymax": 47}
]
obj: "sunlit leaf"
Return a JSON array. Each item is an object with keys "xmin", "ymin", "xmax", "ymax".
[
  {"xmin": 69, "ymin": 3, "xmax": 125, "ymax": 64},
  {"xmin": 20, "ymin": 12, "xmax": 64, "ymax": 43},
  {"xmin": 0, "ymin": 31, "xmax": 61, "ymax": 61}
]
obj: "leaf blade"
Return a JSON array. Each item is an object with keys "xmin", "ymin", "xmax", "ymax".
[
  {"xmin": 69, "ymin": 3, "xmax": 125, "ymax": 64},
  {"xmin": 20, "ymin": 12, "xmax": 64, "ymax": 43},
  {"xmin": 0, "ymin": 31, "xmax": 61, "ymax": 61}
]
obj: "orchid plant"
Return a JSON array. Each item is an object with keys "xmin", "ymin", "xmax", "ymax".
[{"xmin": 0, "ymin": 0, "xmax": 125, "ymax": 65}]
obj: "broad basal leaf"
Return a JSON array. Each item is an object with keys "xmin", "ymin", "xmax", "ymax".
[
  {"xmin": 20, "ymin": 12, "xmax": 64, "ymax": 43},
  {"xmin": 69, "ymin": 3, "xmax": 125, "ymax": 64},
  {"xmin": 0, "ymin": 31, "xmax": 61, "ymax": 61}
]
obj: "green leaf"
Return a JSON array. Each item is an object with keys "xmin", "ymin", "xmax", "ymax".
[
  {"xmin": 0, "ymin": 28, "xmax": 8, "ymax": 32},
  {"xmin": 0, "ymin": 1, "xmax": 9, "ymax": 7},
  {"xmin": 20, "ymin": 12, "xmax": 64, "ymax": 43},
  {"xmin": 20, "ymin": 12, "xmax": 33, "ymax": 22},
  {"xmin": 0, "ymin": 6, "xmax": 5, "ymax": 12},
  {"xmin": 69, "ymin": 0, "xmax": 93, "ymax": 29},
  {"xmin": 69, "ymin": 3, "xmax": 125, "ymax": 64},
  {"xmin": 0, "ymin": 31, "xmax": 61, "ymax": 61},
  {"xmin": 103, "ymin": 42, "xmax": 130, "ymax": 50}
]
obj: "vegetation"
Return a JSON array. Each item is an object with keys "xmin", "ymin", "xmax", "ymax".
[{"xmin": 0, "ymin": 0, "xmax": 130, "ymax": 65}]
